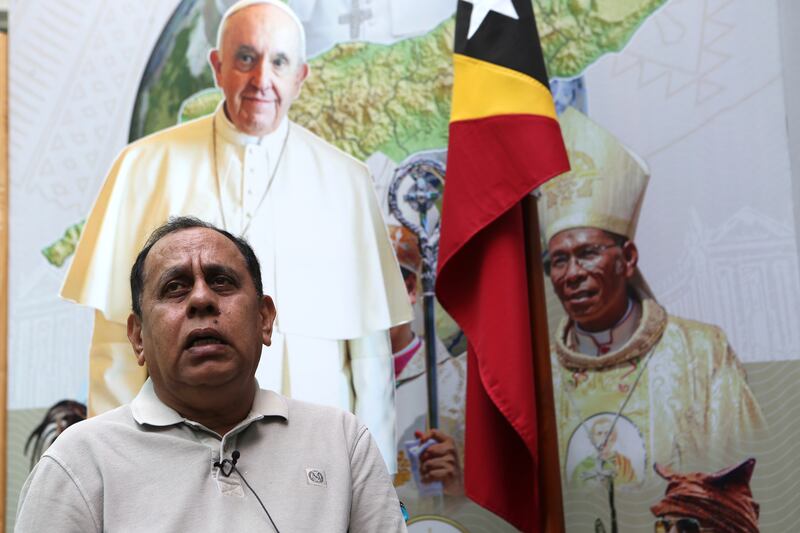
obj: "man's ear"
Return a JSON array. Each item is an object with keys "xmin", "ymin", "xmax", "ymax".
[
  {"xmin": 209, "ymin": 49, "xmax": 223, "ymax": 87},
  {"xmin": 299, "ymin": 63, "xmax": 309, "ymax": 84},
  {"xmin": 260, "ymin": 296, "xmax": 277, "ymax": 347},
  {"xmin": 293, "ymin": 63, "xmax": 310, "ymax": 98},
  {"xmin": 127, "ymin": 313, "xmax": 146, "ymax": 367},
  {"xmin": 621, "ymin": 240, "xmax": 639, "ymax": 279}
]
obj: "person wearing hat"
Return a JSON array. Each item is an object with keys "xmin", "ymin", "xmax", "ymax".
[
  {"xmin": 538, "ymin": 108, "xmax": 765, "ymax": 488},
  {"xmin": 651, "ymin": 458, "xmax": 760, "ymax": 533},
  {"xmin": 60, "ymin": 0, "xmax": 411, "ymax": 472}
]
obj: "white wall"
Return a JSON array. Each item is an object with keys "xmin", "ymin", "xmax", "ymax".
[{"xmin": 778, "ymin": 0, "xmax": 800, "ymax": 274}]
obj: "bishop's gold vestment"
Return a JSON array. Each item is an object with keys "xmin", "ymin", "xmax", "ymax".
[{"xmin": 551, "ymin": 299, "xmax": 765, "ymax": 488}]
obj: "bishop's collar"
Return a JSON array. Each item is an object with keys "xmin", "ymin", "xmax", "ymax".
[{"xmin": 572, "ymin": 298, "xmax": 641, "ymax": 356}]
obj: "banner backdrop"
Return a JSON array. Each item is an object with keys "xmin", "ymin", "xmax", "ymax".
[{"xmin": 6, "ymin": 0, "xmax": 800, "ymax": 531}]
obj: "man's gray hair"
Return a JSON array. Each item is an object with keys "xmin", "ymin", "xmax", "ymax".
[{"xmin": 216, "ymin": 0, "xmax": 307, "ymax": 63}]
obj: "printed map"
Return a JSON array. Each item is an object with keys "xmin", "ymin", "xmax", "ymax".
[{"xmin": 43, "ymin": 0, "xmax": 666, "ymax": 266}]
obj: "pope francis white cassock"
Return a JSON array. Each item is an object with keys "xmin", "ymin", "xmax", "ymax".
[{"xmin": 60, "ymin": 0, "xmax": 411, "ymax": 471}]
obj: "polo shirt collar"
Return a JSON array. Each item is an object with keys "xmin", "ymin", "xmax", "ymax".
[{"xmin": 131, "ymin": 378, "xmax": 289, "ymax": 428}]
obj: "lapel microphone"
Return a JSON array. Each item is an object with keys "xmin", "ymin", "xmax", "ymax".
[{"xmin": 213, "ymin": 450, "xmax": 240, "ymax": 477}]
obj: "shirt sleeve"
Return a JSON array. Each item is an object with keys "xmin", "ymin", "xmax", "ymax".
[
  {"xmin": 60, "ymin": 145, "xmax": 141, "ymax": 324},
  {"xmin": 15, "ymin": 456, "xmax": 100, "ymax": 533},
  {"xmin": 348, "ymin": 426, "xmax": 407, "ymax": 533}
]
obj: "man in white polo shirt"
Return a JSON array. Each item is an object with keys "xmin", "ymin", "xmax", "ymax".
[{"xmin": 17, "ymin": 217, "xmax": 406, "ymax": 532}]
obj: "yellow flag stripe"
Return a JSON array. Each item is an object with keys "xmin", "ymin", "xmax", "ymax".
[{"xmin": 450, "ymin": 53, "xmax": 557, "ymax": 123}]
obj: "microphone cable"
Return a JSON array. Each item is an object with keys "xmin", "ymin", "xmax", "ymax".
[{"xmin": 215, "ymin": 450, "xmax": 281, "ymax": 532}]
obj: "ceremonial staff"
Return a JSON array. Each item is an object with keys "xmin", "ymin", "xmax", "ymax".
[{"xmin": 388, "ymin": 159, "xmax": 446, "ymax": 428}]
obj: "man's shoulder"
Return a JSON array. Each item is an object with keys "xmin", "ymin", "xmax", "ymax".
[
  {"xmin": 42, "ymin": 405, "xmax": 136, "ymax": 461},
  {"xmin": 288, "ymin": 121, "xmax": 369, "ymax": 175},
  {"xmin": 284, "ymin": 394, "xmax": 360, "ymax": 423},
  {"xmin": 121, "ymin": 115, "xmax": 213, "ymax": 157},
  {"xmin": 658, "ymin": 312, "xmax": 742, "ymax": 373},
  {"xmin": 279, "ymin": 393, "xmax": 364, "ymax": 437},
  {"xmin": 664, "ymin": 312, "xmax": 728, "ymax": 344}
]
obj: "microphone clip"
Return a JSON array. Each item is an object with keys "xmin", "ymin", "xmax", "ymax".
[{"xmin": 213, "ymin": 450, "xmax": 240, "ymax": 477}]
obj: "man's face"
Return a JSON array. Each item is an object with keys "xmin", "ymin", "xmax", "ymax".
[
  {"xmin": 655, "ymin": 516, "xmax": 711, "ymax": 533},
  {"xmin": 590, "ymin": 420, "xmax": 612, "ymax": 448},
  {"xmin": 548, "ymin": 227, "xmax": 637, "ymax": 331},
  {"xmin": 209, "ymin": 4, "xmax": 308, "ymax": 136},
  {"xmin": 127, "ymin": 228, "xmax": 275, "ymax": 395}
]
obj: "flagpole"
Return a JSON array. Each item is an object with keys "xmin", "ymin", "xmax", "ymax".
[{"xmin": 522, "ymin": 194, "xmax": 565, "ymax": 533}]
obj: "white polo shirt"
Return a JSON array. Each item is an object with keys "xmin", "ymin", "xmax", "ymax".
[{"xmin": 15, "ymin": 380, "xmax": 406, "ymax": 532}]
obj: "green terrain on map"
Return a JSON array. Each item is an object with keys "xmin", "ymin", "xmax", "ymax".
[
  {"xmin": 42, "ymin": 221, "xmax": 85, "ymax": 268},
  {"xmin": 178, "ymin": 19, "xmax": 454, "ymax": 163},
  {"xmin": 44, "ymin": 0, "xmax": 666, "ymax": 266},
  {"xmin": 536, "ymin": 0, "xmax": 667, "ymax": 78}
]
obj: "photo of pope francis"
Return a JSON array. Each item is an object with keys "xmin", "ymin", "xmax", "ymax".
[
  {"xmin": 538, "ymin": 108, "xmax": 765, "ymax": 487},
  {"xmin": 60, "ymin": 0, "xmax": 411, "ymax": 471}
]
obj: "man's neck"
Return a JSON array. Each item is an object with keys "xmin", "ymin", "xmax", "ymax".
[
  {"xmin": 219, "ymin": 102, "xmax": 285, "ymax": 143},
  {"xmin": 572, "ymin": 299, "xmax": 641, "ymax": 356},
  {"xmin": 390, "ymin": 323, "xmax": 415, "ymax": 354},
  {"xmin": 154, "ymin": 379, "xmax": 257, "ymax": 436}
]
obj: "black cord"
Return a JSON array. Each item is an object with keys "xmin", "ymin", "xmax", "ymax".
[
  {"xmin": 232, "ymin": 464, "xmax": 280, "ymax": 533},
  {"xmin": 215, "ymin": 451, "xmax": 280, "ymax": 532}
]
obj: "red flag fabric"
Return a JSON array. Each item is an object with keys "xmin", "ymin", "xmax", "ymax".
[{"xmin": 435, "ymin": 1, "xmax": 570, "ymax": 531}]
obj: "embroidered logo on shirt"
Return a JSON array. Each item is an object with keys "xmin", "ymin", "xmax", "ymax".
[{"xmin": 306, "ymin": 468, "xmax": 326, "ymax": 487}]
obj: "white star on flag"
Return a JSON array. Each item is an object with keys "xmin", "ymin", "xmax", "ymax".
[{"xmin": 462, "ymin": 0, "xmax": 519, "ymax": 39}]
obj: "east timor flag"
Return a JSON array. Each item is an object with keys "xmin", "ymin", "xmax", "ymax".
[{"xmin": 436, "ymin": 1, "xmax": 569, "ymax": 531}]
